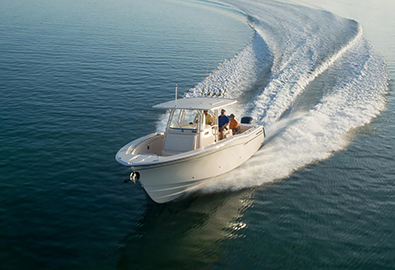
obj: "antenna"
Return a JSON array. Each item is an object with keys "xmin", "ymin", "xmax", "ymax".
[{"xmin": 175, "ymin": 84, "xmax": 178, "ymax": 107}]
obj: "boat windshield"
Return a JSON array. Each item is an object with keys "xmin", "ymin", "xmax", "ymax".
[{"xmin": 169, "ymin": 109, "xmax": 201, "ymax": 130}]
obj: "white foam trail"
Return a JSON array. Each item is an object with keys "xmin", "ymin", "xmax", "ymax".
[
  {"xmin": 251, "ymin": 24, "xmax": 364, "ymax": 126},
  {"xmin": 195, "ymin": 0, "xmax": 388, "ymax": 193}
]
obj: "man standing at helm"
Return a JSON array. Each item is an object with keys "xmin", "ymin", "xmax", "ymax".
[
  {"xmin": 204, "ymin": 110, "xmax": 215, "ymax": 125},
  {"xmin": 195, "ymin": 110, "xmax": 215, "ymax": 125}
]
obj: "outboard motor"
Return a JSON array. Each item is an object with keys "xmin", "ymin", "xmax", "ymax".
[
  {"xmin": 241, "ymin": 116, "xmax": 254, "ymax": 124},
  {"xmin": 124, "ymin": 171, "xmax": 140, "ymax": 183}
]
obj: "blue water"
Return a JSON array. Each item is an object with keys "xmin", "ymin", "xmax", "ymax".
[{"xmin": 1, "ymin": 0, "xmax": 394, "ymax": 269}]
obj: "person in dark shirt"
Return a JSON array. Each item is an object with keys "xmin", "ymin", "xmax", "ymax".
[{"xmin": 218, "ymin": 109, "xmax": 230, "ymax": 140}]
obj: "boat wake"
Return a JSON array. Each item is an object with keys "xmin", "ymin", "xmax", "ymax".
[{"xmin": 160, "ymin": 0, "xmax": 389, "ymax": 193}]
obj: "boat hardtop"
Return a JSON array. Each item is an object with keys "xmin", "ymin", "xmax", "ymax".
[{"xmin": 153, "ymin": 97, "xmax": 237, "ymax": 110}]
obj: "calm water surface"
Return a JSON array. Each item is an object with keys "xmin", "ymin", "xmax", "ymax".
[{"xmin": 0, "ymin": 0, "xmax": 394, "ymax": 269}]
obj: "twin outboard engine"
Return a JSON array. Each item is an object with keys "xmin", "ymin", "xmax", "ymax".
[
  {"xmin": 241, "ymin": 116, "xmax": 254, "ymax": 124},
  {"xmin": 124, "ymin": 171, "xmax": 140, "ymax": 183}
]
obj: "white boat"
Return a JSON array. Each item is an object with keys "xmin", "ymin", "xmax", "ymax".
[{"xmin": 115, "ymin": 97, "xmax": 265, "ymax": 203}]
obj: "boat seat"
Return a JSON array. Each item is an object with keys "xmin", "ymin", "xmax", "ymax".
[
  {"xmin": 234, "ymin": 126, "xmax": 241, "ymax": 135},
  {"xmin": 161, "ymin": 132, "xmax": 198, "ymax": 156}
]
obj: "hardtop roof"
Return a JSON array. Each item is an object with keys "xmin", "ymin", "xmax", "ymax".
[{"xmin": 153, "ymin": 97, "xmax": 237, "ymax": 110}]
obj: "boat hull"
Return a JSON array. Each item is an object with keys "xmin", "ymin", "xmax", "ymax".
[{"xmin": 123, "ymin": 126, "xmax": 264, "ymax": 203}]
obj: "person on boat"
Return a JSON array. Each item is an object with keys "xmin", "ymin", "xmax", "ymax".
[
  {"xmin": 194, "ymin": 110, "xmax": 214, "ymax": 125},
  {"xmin": 218, "ymin": 109, "xmax": 230, "ymax": 140},
  {"xmin": 204, "ymin": 110, "xmax": 215, "ymax": 125},
  {"xmin": 229, "ymin": 114, "xmax": 239, "ymax": 135}
]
